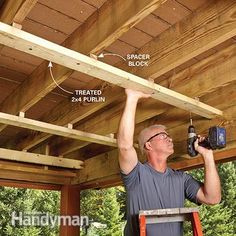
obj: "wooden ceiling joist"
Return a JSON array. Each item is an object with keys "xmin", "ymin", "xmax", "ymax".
[
  {"xmin": 0, "ymin": 22, "xmax": 222, "ymax": 118},
  {"xmin": 12, "ymin": 0, "xmax": 38, "ymax": 27},
  {"xmin": 0, "ymin": 112, "xmax": 117, "ymax": 147},
  {"xmin": 0, "ymin": 148, "xmax": 83, "ymax": 169},
  {"xmin": 0, "ymin": 0, "xmax": 24, "ymax": 24}
]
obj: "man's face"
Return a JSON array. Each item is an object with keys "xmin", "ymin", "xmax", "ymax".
[{"xmin": 144, "ymin": 128, "xmax": 174, "ymax": 156}]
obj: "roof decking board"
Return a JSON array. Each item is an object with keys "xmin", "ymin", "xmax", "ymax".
[
  {"xmin": 27, "ymin": 3, "xmax": 82, "ymax": 35},
  {"xmin": 153, "ymin": 0, "xmax": 191, "ymax": 24},
  {"xmin": 38, "ymin": 0, "xmax": 96, "ymax": 22},
  {"xmin": 23, "ymin": 18, "xmax": 68, "ymax": 44}
]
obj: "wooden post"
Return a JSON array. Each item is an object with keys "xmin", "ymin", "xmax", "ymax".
[{"xmin": 60, "ymin": 185, "xmax": 81, "ymax": 236}]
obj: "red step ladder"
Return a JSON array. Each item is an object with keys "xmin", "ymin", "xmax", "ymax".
[{"xmin": 139, "ymin": 207, "xmax": 203, "ymax": 236}]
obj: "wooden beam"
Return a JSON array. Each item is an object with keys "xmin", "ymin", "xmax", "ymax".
[
  {"xmin": 132, "ymin": 80, "xmax": 236, "ymax": 154},
  {"xmin": 0, "ymin": 169, "xmax": 72, "ymax": 185},
  {"xmin": 0, "ymin": 112, "xmax": 117, "ymax": 147},
  {"xmin": 0, "ymin": 159, "xmax": 75, "ymax": 184},
  {"xmin": 0, "ymin": 22, "xmax": 222, "ymax": 118},
  {"xmin": 0, "ymin": 0, "xmax": 24, "ymax": 24},
  {"xmin": 0, "ymin": 0, "xmax": 166, "ymax": 124},
  {"xmin": 79, "ymin": 175, "xmax": 122, "ymax": 190},
  {"xmin": 0, "ymin": 159, "xmax": 74, "ymax": 185},
  {"xmin": 13, "ymin": 0, "xmax": 38, "ymax": 25},
  {"xmin": 0, "ymin": 179, "xmax": 61, "ymax": 190},
  {"xmin": 0, "ymin": 160, "xmax": 77, "ymax": 178},
  {"xmin": 0, "ymin": 148, "xmax": 83, "ymax": 169},
  {"xmin": 170, "ymin": 148, "xmax": 236, "ymax": 170},
  {"xmin": 74, "ymin": 147, "xmax": 236, "ymax": 189}
]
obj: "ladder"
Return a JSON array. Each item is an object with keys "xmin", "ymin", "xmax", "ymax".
[{"xmin": 139, "ymin": 207, "xmax": 203, "ymax": 236}]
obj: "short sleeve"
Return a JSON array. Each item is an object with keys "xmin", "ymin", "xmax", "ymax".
[
  {"xmin": 183, "ymin": 172, "xmax": 203, "ymax": 204},
  {"xmin": 120, "ymin": 162, "xmax": 141, "ymax": 189}
]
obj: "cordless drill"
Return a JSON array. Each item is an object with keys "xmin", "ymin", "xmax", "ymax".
[{"xmin": 187, "ymin": 125, "xmax": 226, "ymax": 157}]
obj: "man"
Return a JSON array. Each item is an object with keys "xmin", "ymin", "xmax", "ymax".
[{"xmin": 117, "ymin": 89, "xmax": 221, "ymax": 236}]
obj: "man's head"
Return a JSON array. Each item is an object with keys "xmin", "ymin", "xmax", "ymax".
[{"xmin": 138, "ymin": 124, "xmax": 174, "ymax": 158}]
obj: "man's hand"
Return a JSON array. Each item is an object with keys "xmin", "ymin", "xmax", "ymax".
[
  {"xmin": 194, "ymin": 136, "xmax": 213, "ymax": 157},
  {"xmin": 125, "ymin": 88, "xmax": 151, "ymax": 100}
]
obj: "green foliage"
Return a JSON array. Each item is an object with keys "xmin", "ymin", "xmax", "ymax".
[
  {"xmin": 80, "ymin": 187, "xmax": 124, "ymax": 236},
  {"xmin": 115, "ymin": 186, "xmax": 126, "ymax": 221},
  {"xmin": 0, "ymin": 187, "xmax": 60, "ymax": 236},
  {"xmin": 184, "ymin": 161, "xmax": 236, "ymax": 236}
]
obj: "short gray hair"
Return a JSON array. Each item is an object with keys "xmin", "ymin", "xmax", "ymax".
[{"xmin": 138, "ymin": 124, "xmax": 166, "ymax": 155}]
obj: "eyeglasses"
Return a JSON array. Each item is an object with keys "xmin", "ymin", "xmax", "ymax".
[{"xmin": 145, "ymin": 132, "xmax": 171, "ymax": 146}]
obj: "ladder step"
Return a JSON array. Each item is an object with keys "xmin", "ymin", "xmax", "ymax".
[{"xmin": 139, "ymin": 207, "xmax": 203, "ymax": 236}]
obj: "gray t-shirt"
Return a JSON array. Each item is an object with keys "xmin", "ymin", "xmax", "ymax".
[{"xmin": 121, "ymin": 161, "xmax": 202, "ymax": 236}]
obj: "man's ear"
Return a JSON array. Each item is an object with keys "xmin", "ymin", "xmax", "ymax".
[{"xmin": 144, "ymin": 142, "xmax": 152, "ymax": 151}]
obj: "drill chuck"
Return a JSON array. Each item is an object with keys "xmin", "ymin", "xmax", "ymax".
[{"xmin": 187, "ymin": 125, "xmax": 198, "ymax": 157}]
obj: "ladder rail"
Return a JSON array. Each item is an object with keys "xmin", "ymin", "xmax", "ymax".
[{"xmin": 191, "ymin": 212, "xmax": 203, "ymax": 236}]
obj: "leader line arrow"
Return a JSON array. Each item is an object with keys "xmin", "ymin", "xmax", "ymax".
[
  {"xmin": 48, "ymin": 61, "xmax": 73, "ymax": 95},
  {"xmin": 98, "ymin": 53, "xmax": 126, "ymax": 61}
]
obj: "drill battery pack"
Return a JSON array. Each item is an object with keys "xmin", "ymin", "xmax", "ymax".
[{"xmin": 208, "ymin": 126, "xmax": 226, "ymax": 149}]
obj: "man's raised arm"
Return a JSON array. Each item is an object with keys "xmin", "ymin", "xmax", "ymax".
[
  {"xmin": 117, "ymin": 89, "xmax": 150, "ymax": 174},
  {"xmin": 195, "ymin": 138, "xmax": 221, "ymax": 205}
]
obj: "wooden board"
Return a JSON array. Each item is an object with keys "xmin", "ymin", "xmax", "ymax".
[
  {"xmin": 0, "ymin": 0, "xmax": 24, "ymax": 24},
  {"xmin": 0, "ymin": 112, "xmax": 117, "ymax": 147},
  {"xmin": 0, "ymin": 148, "xmax": 83, "ymax": 169},
  {"xmin": 0, "ymin": 22, "xmax": 222, "ymax": 118},
  {"xmin": 13, "ymin": 0, "xmax": 38, "ymax": 25}
]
